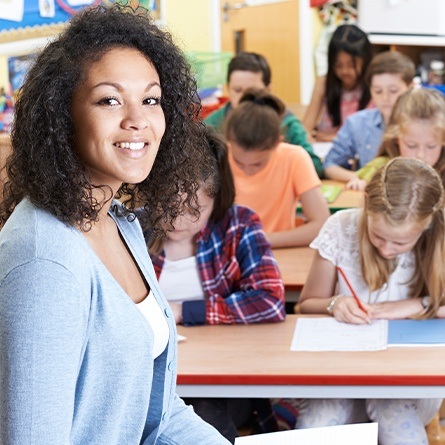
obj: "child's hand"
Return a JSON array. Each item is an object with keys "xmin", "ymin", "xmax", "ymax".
[
  {"xmin": 367, "ymin": 299, "xmax": 424, "ymax": 320},
  {"xmin": 332, "ymin": 296, "xmax": 371, "ymax": 325},
  {"xmin": 346, "ymin": 177, "xmax": 367, "ymax": 191}
]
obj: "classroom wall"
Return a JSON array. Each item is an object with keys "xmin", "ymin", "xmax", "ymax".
[{"xmin": 164, "ymin": 0, "xmax": 214, "ymax": 52}]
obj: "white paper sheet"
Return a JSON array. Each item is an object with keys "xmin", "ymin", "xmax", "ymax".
[
  {"xmin": 235, "ymin": 422, "xmax": 378, "ymax": 444},
  {"xmin": 291, "ymin": 318, "xmax": 388, "ymax": 352},
  {"xmin": 0, "ymin": 0, "xmax": 24, "ymax": 22}
]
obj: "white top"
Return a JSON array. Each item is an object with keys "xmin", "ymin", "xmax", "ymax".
[
  {"xmin": 136, "ymin": 292, "xmax": 169, "ymax": 358},
  {"xmin": 311, "ymin": 209, "xmax": 415, "ymax": 304},
  {"xmin": 158, "ymin": 256, "xmax": 205, "ymax": 302}
]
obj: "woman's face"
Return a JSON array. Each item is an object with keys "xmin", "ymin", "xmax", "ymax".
[
  {"xmin": 72, "ymin": 47, "xmax": 165, "ymax": 193},
  {"xmin": 398, "ymin": 120, "xmax": 443, "ymax": 167}
]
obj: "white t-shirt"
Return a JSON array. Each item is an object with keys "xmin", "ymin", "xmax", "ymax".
[
  {"xmin": 158, "ymin": 256, "xmax": 205, "ymax": 302},
  {"xmin": 136, "ymin": 291, "xmax": 169, "ymax": 358},
  {"xmin": 311, "ymin": 208, "xmax": 415, "ymax": 304}
]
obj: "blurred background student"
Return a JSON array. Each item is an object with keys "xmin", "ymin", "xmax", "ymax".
[
  {"xmin": 224, "ymin": 88, "xmax": 330, "ymax": 249},
  {"xmin": 356, "ymin": 87, "xmax": 445, "ymax": 188},
  {"xmin": 303, "ymin": 23, "xmax": 373, "ymax": 143},
  {"xmin": 205, "ymin": 51, "xmax": 323, "ymax": 177},
  {"xmin": 147, "ymin": 127, "xmax": 285, "ymax": 443},
  {"xmin": 323, "ymin": 50, "xmax": 415, "ymax": 189}
]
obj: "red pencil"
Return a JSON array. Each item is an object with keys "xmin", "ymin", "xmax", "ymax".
[{"xmin": 337, "ymin": 266, "xmax": 368, "ymax": 314}]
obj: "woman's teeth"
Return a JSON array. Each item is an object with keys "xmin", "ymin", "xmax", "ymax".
[{"xmin": 116, "ymin": 142, "xmax": 145, "ymax": 150}]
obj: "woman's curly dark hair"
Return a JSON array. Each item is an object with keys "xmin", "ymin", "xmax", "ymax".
[{"xmin": 1, "ymin": 3, "xmax": 206, "ymax": 237}]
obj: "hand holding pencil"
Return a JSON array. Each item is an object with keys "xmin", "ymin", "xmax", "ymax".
[{"xmin": 336, "ymin": 266, "xmax": 371, "ymax": 324}]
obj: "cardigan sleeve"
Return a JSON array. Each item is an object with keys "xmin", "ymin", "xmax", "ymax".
[{"xmin": 0, "ymin": 260, "xmax": 88, "ymax": 443}]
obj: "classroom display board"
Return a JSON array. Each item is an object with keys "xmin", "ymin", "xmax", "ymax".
[{"xmin": 0, "ymin": 1, "xmax": 161, "ymax": 42}]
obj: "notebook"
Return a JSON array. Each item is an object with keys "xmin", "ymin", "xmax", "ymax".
[
  {"xmin": 388, "ymin": 319, "xmax": 445, "ymax": 346},
  {"xmin": 321, "ymin": 184, "xmax": 342, "ymax": 203}
]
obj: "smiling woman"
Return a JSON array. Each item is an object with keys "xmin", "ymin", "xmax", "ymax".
[{"xmin": 0, "ymin": 3, "xmax": 229, "ymax": 444}]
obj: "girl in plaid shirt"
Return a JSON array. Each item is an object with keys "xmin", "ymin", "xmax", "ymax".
[{"xmin": 146, "ymin": 126, "xmax": 285, "ymax": 442}]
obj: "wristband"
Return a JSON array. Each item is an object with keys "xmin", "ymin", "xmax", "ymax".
[{"xmin": 326, "ymin": 294, "xmax": 346, "ymax": 315}]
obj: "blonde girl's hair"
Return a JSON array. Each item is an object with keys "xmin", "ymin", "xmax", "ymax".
[
  {"xmin": 378, "ymin": 87, "xmax": 445, "ymax": 184},
  {"xmin": 223, "ymin": 88, "xmax": 285, "ymax": 151},
  {"xmin": 359, "ymin": 157, "xmax": 445, "ymax": 318}
]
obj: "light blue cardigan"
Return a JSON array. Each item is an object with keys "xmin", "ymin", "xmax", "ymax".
[{"xmin": 0, "ymin": 199, "xmax": 229, "ymax": 445}]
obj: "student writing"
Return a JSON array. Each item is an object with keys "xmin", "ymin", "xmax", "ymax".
[
  {"xmin": 298, "ymin": 157, "xmax": 445, "ymax": 445},
  {"xmin": 147, "ymin": 127, "xmax": 285, "ymax": 443},
  {"xmin": 323, "ymin": 50, "xmax": 415, "ymax": 189},
  {"xmin": 205, "ymin": 51, "xmax": 323, "ymax": 177},
  {"xmin": 303, "ymin": 24, "xmax": 373, "ymax": 143},
  {"xmin": 224, "ymin": 89, "xmax": 330, "ymax": 249}
]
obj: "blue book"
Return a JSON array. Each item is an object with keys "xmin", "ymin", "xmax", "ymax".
[{"xmin": 388, "ymin": 319, "xmax": 445, "ymax": 346}]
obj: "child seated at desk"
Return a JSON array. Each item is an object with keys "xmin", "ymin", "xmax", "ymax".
[
  {"xmin": 204, "ymin": 51, "xmax": 323, "ymax": 177},
  {"xmin": 298, "ymin": 157, "xmax": 445, "ymax": 445},
  {"xmin": 356, "ymin": 87, "xmax": 445, "ymax": 188},
  {"xmin": 303, "ymin": 24, "xmax": 373, "ymax": 143},
  {"xmin": 146, "ymin": 127, "xmax": 285, "ymax": 443},
  {"xmin": 323, "ymin": 51, "xmax": 415, "ymax": 189},
  {"xmin": 224, "ymin": 88, "xmax": 330, "ymax": 249}
]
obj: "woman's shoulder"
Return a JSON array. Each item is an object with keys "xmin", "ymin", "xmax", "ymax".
[{"xmin": 0, "ymin": 199, "xmax": 91, "ymax": 279}]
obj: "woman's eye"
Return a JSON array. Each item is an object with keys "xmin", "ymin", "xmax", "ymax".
[
  {"xmin": 97, "ymin": 97, "xmax": 119, "ymax": 106},
  {"xmin": 144, "ymin": 96, "xmax": 161, "ymax": 106}
]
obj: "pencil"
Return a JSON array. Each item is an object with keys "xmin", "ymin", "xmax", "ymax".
[{"xmin": 337, "ymin": 266, "xmax": 368, "ymax": 314}]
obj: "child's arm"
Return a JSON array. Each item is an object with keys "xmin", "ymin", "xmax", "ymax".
[
  {"xmin": 324, "ymin": 165, "xmax": 358, "ymax": 182},
  {"xmin": 282, "ymin": 113, "xmax": 324, "ymax": 178},
  {"xmin": 299, "ymin": 251, "xmax": 371, "ymax": 324},
  {"xmin": 323, "ymin": 118, "xmax": 360, "ymax": 182},
  {"xmin": 303, "ymin": 76, "xmax": 326, "ymax": 142},
  {"xmin": 367, "ymin": 299, "xmax": 431, "ymax": 320},
  {"xmin": 267, "ymin": 186, "xmax": 330, "ymax": 248}
]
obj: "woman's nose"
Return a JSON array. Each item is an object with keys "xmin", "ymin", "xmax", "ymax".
[{"xmin": 121, "ymin": 105, "xmax": 148, "ymax": 130}]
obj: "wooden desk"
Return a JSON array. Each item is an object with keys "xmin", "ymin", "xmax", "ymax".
[
  {"xmin": 273, "ymin": 247, "xmax": 314, "ymax": 292},
  {"xmin": 297, "ymin": 180, "xmax": 363, "ymax": 215},
  {"xmin": 177, "ymin": 315, "xmax": 445, "ymax": 399},
  {"xmin": 322, "ymin": 179, "xmax": 364, "ymax": 212}
]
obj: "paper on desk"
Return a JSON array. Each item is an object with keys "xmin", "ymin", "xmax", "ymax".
[
  {"xmin": 291, "ymin": 317, "xmax": 388, "ymax": 351},
  {"xmin": 235, "ymin": 422, "xmax": 378, "ymax": 444},
  {"xmin": 313, "ymin": 142, "xmax": 333, "ymax": 160}
]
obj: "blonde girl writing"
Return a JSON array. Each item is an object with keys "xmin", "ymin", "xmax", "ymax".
[{"xmin": 297, "ymin": 157, "xmax": 445, "ymax": 444}]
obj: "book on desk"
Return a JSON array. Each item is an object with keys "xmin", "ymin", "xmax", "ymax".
[{"xmin": 291, "ymin": 318, "xmax": 445, "ymax": 351}]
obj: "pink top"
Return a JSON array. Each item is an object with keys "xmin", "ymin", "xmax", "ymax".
[{"xmin": 317, "ymin": 86, "xmax": 372, "ymax": 133}]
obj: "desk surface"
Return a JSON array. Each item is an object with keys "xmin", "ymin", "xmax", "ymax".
[
  {"xmin": 177, "ymin": 315, "xmax": 445, "ymax": 399},
  {"xmin": 322, "ymin": 179, "xmax": 363, "ymax": 212},
  {"xmin": 272, "ymin": 247, "xmax": 314, "ymax": 292}
]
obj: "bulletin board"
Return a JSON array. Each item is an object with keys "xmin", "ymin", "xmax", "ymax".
[{"xmin": 0, "ymin": 1, "xmax": 162, "ymax": 43}]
